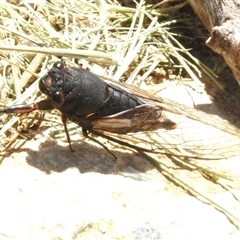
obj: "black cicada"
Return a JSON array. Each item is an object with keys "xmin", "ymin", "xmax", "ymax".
[{"xmin": 1, "ymin": 60, "xmax": 240, "ymax": 160}]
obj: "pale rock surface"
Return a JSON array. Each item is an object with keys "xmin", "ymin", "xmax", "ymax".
[{"xmin": 0, "ymin": 81, "xmax": 239, "ymax": 239}]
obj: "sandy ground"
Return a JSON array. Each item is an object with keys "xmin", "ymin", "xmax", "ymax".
[{"xmin": 0, "ymin": 80, "xmax": 240, "ymax": 240}]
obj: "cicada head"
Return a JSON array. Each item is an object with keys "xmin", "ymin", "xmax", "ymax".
[
  {"xmin": 39, "ymin": 60, "xmax": 84, "ymax": 110},
  {"xmin": 38, "ymin": 61, "xmax": 108, "ymax": 116},
  {"xmin": 39, "ymin": 61, "xmax": 66, "ymax": 95},
  {"xmin": 39, "ymin": 61, "xmax": 67, "ymax": 107}
]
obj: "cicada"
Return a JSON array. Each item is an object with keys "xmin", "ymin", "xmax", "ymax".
[{"xmin": 1, "ymin": 60, "xmax": 240, "ymax": 160}]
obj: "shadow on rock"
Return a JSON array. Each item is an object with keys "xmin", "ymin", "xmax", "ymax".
[{"xmin": 25, "ymin": 139, "xmax": 156, "ymax": 175}]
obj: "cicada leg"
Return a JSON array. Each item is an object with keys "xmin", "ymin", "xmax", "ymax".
[{"xmin": 0, "ymin": 98, "xmax": 55, "ymax": 114}]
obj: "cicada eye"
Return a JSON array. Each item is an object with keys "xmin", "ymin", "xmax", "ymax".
[
  {"xmin": 39, "ymin": 76, "xmax": 50, "ymax": 95},
  {"xmin": 52, "ymin": 91, "xmax": 64, "ymax": 106},
  {"xmin": 53, "ymin": 60, "xmax": 66, "ymax": 70}
]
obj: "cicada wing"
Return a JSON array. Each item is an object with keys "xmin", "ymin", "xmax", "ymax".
[
  {"xmin": 87, "ymin": 77, "xmax": 240, "ymax": 160},
  {"xmin": 92, "ymin": 109, "xmax": 240, "ymax": 160},
  {"xmin": 103, "ymin": 77, "xmax": 240, "ymax": 138},
  {"xmin": 90, "ymin": 104, "xmax": 176, "ymax": 134}
]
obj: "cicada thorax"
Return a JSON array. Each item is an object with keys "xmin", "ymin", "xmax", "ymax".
[{"xmin": 39, "ymin": 61, "xmax": 176, "ymax": 133}]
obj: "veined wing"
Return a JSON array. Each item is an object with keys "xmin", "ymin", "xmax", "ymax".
[
  {"xmin": 93, "ymin": 112, "xmax": 240, "ymax": 160},
  {"xmin": 93, "ymin": 77, "xmax": 240, "ymax": 160}
]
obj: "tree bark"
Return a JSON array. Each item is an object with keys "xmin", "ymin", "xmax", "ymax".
[{"xmin": 187, "ymin": 0, "xmax": 240, "ymax": 85}]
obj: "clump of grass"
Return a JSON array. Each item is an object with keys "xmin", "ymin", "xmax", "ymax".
[{"xmin": 0, "ymin": 0, "xmax": 239, "ymax": 228}]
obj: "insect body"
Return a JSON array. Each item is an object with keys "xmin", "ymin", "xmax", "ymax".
[
  {"xmin": 2, "ymin": 61, "xmax": 240, "ymax": 160},
  {"xmin": 1, "ymin": 61, "xmax": 176, "ymax": 153},
  {"xmin": 39, "ymin": 61, "xmax": 177, "ymax": 133}
]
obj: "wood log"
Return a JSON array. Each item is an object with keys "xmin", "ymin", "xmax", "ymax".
[{"xmin": 187, "ymin": 0, "xmax": 240, "ymax": 85}]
